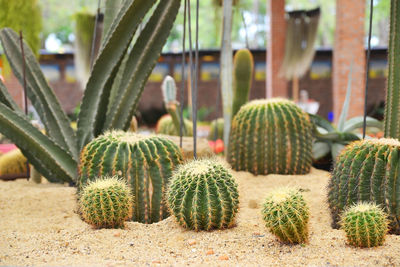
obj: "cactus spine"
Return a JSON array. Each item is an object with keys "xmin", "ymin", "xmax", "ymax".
[
  {"xmin": 79, "ymin": 130, "xmax": 183, "ymax": 224},
  {"xmin": 228, "ymin": 98, "xmax": 313, "ymax": 175},
  {"xmin": 156, "ymin": 114, "xmax": 193, "ymax": 136},
  {"xmin": 79, "ymin": 176, "xmax": 133, "ymax": 228},
  {"xmin": 262, "ymin": 187, "xmax": 309, "ymax": 244},
  {"xmin": 232, "ymin": 49, "xmax": 254, "ymax": 119},
  {"xmin": 328, "ymin": 138, "xmax": 400, "ymax": 234},
  {"xmin": 340, "ymin": 202, "xmax": 389, "ymax": 248},
  {"xmin": 0, "ymin": 149, "xmax": 27, "ymax": 175},
  {"xmin": 384, "ymin": 0, "xmax": 400, "ymax": 138},
  {"xmin": 167, "ymin": 159, "xmax": 239, "ymax": 231},
  {"xmin": 161, "ymin": 75, "xmax": 189, "ymax": 136}
]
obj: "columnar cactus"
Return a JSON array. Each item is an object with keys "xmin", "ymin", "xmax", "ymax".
[
  {"xmin": 384, "ymin": 0, "xmax": 400, "ymax": 139},
  {"xmin": 262, "ymin": 187, "xmax": 309, "ymax": 244},
  {"xmin": 79, "ymin": 176, "xmax": 133, "ymax": 228},
  {"xmin": 228, "ymin": 98, "xmax": 313, "ymax": 175},
  {"xmin": 167, "ymin": 159, "xmax": 239, "ymax": 231},
  {"xmin": 232, "ymin": 48, "xmax": 254, "ymax": 118},
  {"xmin": 79, "ymin": 130, "xmax": 183, "ymax": 224},
  {"xmin": 340, "ymin": 202, "xmax": 389, "ymax": 248},
  {"xmin": 0, "ymin": 149, "xmax": 27, "ymax": 175},
  {"xmin": 156, "ymin": 114, "xmax": 193, "ymax": 136},
  {"xmin": 328, "ymin": 138, "xmax": 400, "ymax": 234}
]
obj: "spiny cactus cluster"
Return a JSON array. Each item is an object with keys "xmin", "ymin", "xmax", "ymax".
[
  {"xmin": 328, "ymin": 138, "xmax": 400, "ymax": 234},
  {"xmin": 228, "ymin": 98, "xmax": 313, "ymax": 175},
  {"xmin": 340, "ymin": 202, "xmax": 389, "ymax": 248},
  {"xmin": 79, "ymin": 130, "xmax": 183, "ymax": 224},
  {"xmin": 262, "ymin": 187, "xmax": 309, "ymax": 244},
  {"xmin": 79, "ymin": 176, "xmax": 133, "ymax": 228},
  {"xmin": 156, "ymin": 114, "xmax": 193, "ymax": 136},
  {"xmin": 0, "ymin": 149, "xmax": 27, "ymax": 175},
  {"xmin": 167, "ymin": 158, "xmax": 239, "ymax": 231},
  {"xmin": 232, "ymin": 48, "xmax": 254, "ymax": 118}
]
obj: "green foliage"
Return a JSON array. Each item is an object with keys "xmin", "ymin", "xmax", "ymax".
[
  {"xmin": 79, "ymin": 176, "xmax": 133, "ymax": 228},
  {"xmin": 208, "ymin": 118, "xmax": 224, "ymax": 140},
  {"xmin": 0, "ymin": 0, "xmax": 181, "ymax": 184},
  {"xmin": 232, "ymin": 49, "xmax": 253, "ymax": 118},
  {"xmin": 0, "ymin": 149, "xmax": 27, "ymax": 175},
  {"xmin": 167, "ymin": 158, "xmax": 239, "ymax": 231},
  {"xmin": 228, "ymin": 98, "xmax": 313, "ymax": 175},
  {"xmin": 0, "ymin": 0, "xmax": 42, "ymax": 57},
  {"xmin": 328, "ymin": 138, "xmax": 400, "ymax": 234},
  {"xmin": 340, "ymin": 202, "xmax": 389, "ymax": 248},
  {"xmin": 384, "ymin": 0, "xmax": 400, "ymax": 139},
  {"xmin": 262, "ymin": 187, "xmax": 309, "ymax": 244},
  {"xmin": 78, "ymin": 130, "xmax": 183, "ymax": 224},
  {"xmin": 156, "ymin": 115, "xmax": 193, "ymax": 137}
]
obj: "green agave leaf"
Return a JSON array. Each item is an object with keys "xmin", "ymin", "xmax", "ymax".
[
  {"xmin": 309, "ymin": 113, "xmax": 335, "ymax": 132},
  {"xmin": 312, "ymin": 141, "xmax": 330, "ymax": 160},
  {"xmin": 0, "ymin": 103, "xmax": 77, "ymax": 183},
  {"xmin": 103, "ymin": 0, "xmax": 181, "ymax": 131},
  {"xmin": 77, "ymin": 0, "xmax": 157, "ymax": 151},
  {"xmin": 331, "ymin": 143, "xmax": 345, "ymax": 161},
  {"xmin": 0, "ymin": 78, "xmax": 21, "ymax": 112},
  {"xmin": 337, "ymin": 60, "xmax": 354, "ymax": 132},
  {"xmin": 0, "ymin": 28, "xmax": 78, "ymax": 160},
  {"xmin": 101, "ymin": 0, "xmax": 124, "ymax": 46},
  {"xmin": 343, "ymin": 116, "xmax": 383, "ymax": 133}
]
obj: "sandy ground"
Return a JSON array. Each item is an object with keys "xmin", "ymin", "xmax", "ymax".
[{"xmin": 1, "ymin": 167, "xmax": 400, "ymax": 266}]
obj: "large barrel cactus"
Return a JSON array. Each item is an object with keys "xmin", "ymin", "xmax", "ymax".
[
  {"xmin": 228, "ymin": 98, "xmax": 313, "ymax": 175},
  {"xmin": 328, "ymin": 138, "xmax": 400, "ymax": 234},
  {"xmin": 78, "ymin": 130, "xmax": 183, "ymax": 224}
]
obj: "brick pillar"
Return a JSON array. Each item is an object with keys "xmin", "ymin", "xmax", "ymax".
[
  {"xmin": 4, "ymin": 73, "xmax": 23, "ymax": 108},
  {"xmin": 333, "ymin": 0, "xmax": 366, "ymax": 122},
  {"xmin": 266, "ymin": 0, "xmax": 287, "ymax": 98}
]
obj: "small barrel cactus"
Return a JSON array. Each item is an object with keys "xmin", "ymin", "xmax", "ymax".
[
  {"xmin": 79, "ymin": 176, "xmax": 133, "ymax": 228},
  {"xmin": 328, "ymin": 138, "xmax": 400, "ymax": 234},
  {"xmin": 340, "ymin": 202, "xmax": 389, "ymax": 248},
  {"xmin": 262, "ymin": 187, "xmax": 309, "ymax": 244},
  {"xmin": 0, "ymin": 149, "xmax": 27, "ymax": 176},
  {"xmin": 156, "ymin": 114, "xmax": 193, "ymax": 137},
  {"xmin": 228, "ymin": 98, "xmax": 313, "ymax": 175},
  {"xmin": 79, "ymin": 130, "xmax": 183, "ymax": 224},
  {"xmin": 167, "ymin": 158, "xmax": 239, "ymax": 231},
  {"xmin": 232, "ymin": 48, "xmax": 254, "ymax": 118},
  {"xmin": 208, "ymin": 118, "xmax": 224, "ymax": 141}
]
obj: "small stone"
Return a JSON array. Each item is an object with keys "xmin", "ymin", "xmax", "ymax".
[
  {"xmin": 219, "ymin": 255, "xmax": 229, "ymax": 260},
  {"xmin": 129, "ymin": 242, "xmax": 134, "ymax": 247},
  {"xmin": 206, "ymin": 249, "xmax": 214, "ymax": 255},
  {"xmin": 152, "ymin": 260, "xmax": 161, "ymax": 264},
  {"xmin": 248, "ymin": 199, "xmax": 258, "ymax": 209},
  {"xmin": 113, "ymin": 232, "xmax": 121, "ymax": 237},
  {"xmin": 188, "ymin": 239, "xmax": 197, "ymax": 245}
]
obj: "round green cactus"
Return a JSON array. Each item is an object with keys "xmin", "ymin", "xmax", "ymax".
[
  {"xmin": 0, "ymin": 149, "xmax": 27, "ymax": 175},
  {"xmin": 340, "ymin": 202, "xmax": 389, "ymax": 248},
  {"xmin": 262, "ymin": 187, "xmax": 309, "ymax": 244},
  {"xmin": 167, "ymin": 158, "xmax": 239, "ymax": 231},
  {"xmin": 228, "ymin": 98, "xmax": 313, "ymax": 175},
  {"xmin": 156, "ymin": 114, "xmax": 193, "ymax": 137},
  {"xmin": 328, "ymin": 138, "xmax": 400, "ymax": 234},
  {"xmin": 208, "ymin": 118, "xmax": 224, "ymax": 140},
  {"xmin": 79, "ymin": 130, "xmax": 183, "ymax": 224},
  {"xmin": 79, "ymin": 176, "xmax": 133, "ymax": 228}
]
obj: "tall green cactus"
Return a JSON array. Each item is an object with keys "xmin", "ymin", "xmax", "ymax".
[
  {"xmin": 78, "ymin": 130, "xmax": 183, "ymax": 224},
  {"xmin": 232, "ymin": 49, "xmax": 254, "ymax": 118},
  {"xmin": 167, "ymin": 158, "xmax": 239, "ymax": 231},
  {"xmin": 328, "ymin": 138, "xmax": 400, "ymax": 234},
  {"xmin": 228, "ymin": 98, "xmax": 313, "ymax": 175},
  {"xmin": 384, "ymin": 0, "xmax": 400, "ymax": 139}
]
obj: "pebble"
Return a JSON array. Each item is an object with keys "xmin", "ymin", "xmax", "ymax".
[
  {"xmin": 188, "ymin": 239, "xmax": 197, "ymax": 245},
  {"xmin": 248, "ymin": 199, "xmax": 258, "ymax": 209},
  {"xmin": 206, "ymin": 249, "xmax": 214, "ymax": 255},
  {"xmin": 113, "ymin": 232, "xmax": 121, "ymax": 237},
  {"xmin": 152, "ymin": 260, "xmax": 161, "ymax": 264},
  {"xmin": 219, "ymin": 255, "xmax": 229, "ymax": 260}
]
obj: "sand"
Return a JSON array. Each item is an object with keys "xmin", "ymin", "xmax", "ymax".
[{"xmin": 1, "ymin": 167, "xmax": 400, "ymax": 266}]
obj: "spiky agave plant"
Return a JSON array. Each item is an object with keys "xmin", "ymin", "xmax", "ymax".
[
  {"xmin": 328, "ymin": 138, "xmax": 400, "ymax": 234},
  {"xmin": 0, "ymin": 0, "xmax": 181, "ymax": 184},
  {"xmin": 228, "ymin": 98, "xmax": 313, "ymax": 175},
  {"xmin": 167, "ymin": 158, "xmax": 239, "ymax": 231},
  {"xmin": 340, "ymin": 202, "xmax": 389, "ymax": 248},
  {"xmin": 79, "ymin": 130, "xmax": 183, "ymax": 224}
]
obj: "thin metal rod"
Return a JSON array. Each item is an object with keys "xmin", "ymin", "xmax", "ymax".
[
  {"xmin": 19, "ymin": 31, "xmax": 30, "ymax": 180},
  {"xmin": 192, "ymin": 0, "xmax": 199, "ymax": 159},
  {"xmin": 363, "ymin": 0, "xmax": 374, "ymax": 139},
  {"xmin": 187, "ymin": 0, "xmax": 195, "ymax": 159},
  {"xmin": 179, "ymin": 0, "xmax": 188, "ymax": 148},
  {"xmin": 90, "ymin": 0, "xmax": 102, "ymax": 70}
]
